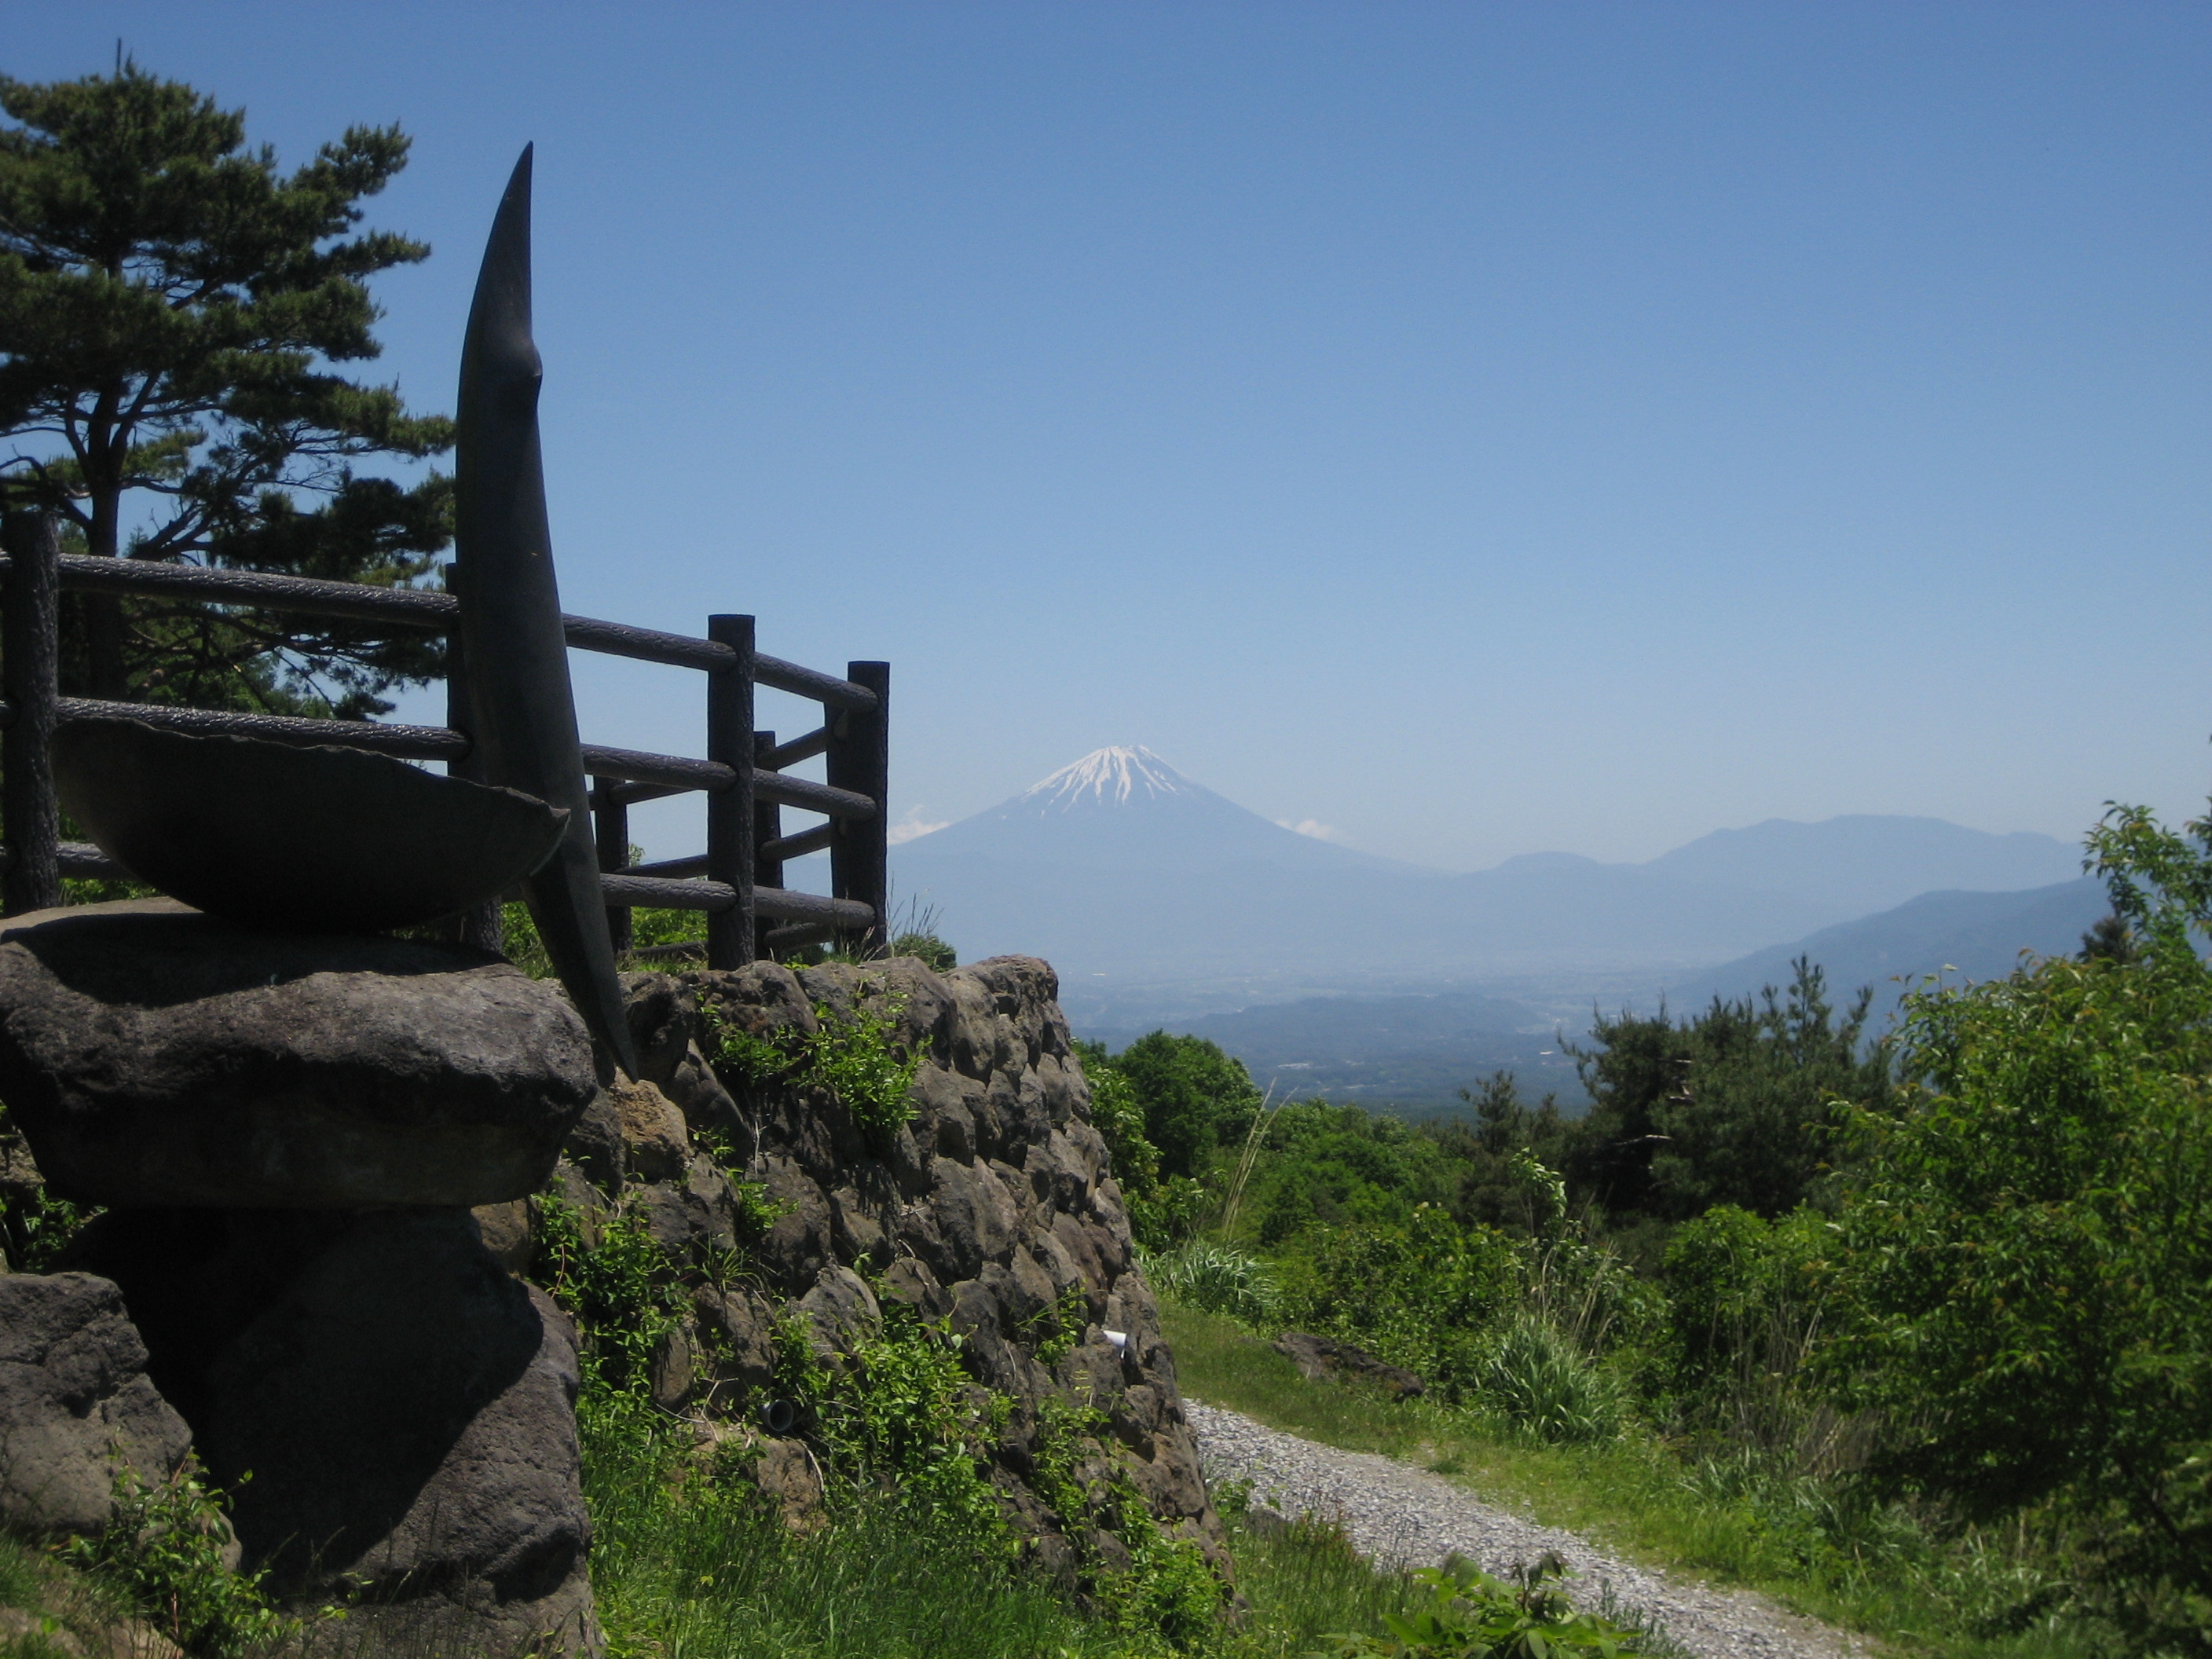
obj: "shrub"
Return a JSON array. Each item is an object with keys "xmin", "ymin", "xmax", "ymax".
[
  {"xmin": 533, "ymin": 1188, "xmax": 689, "ymax": 1395},
  {"xmin": 1273, "ymin": 1207, "xmax": 1521, "ymax": 1395},
  {"xmin": 1317, "ymin": 1552, "xmax": 1648, "ymax": 1659},
  {"xmin": 1144, "ymin": 1238, "xmax": 1281, "ymax": 1326},
  {"xmin": 892, "ymin": 930, "xmax": 957, "ymax": 971},
  {"xmin": 1473, "ymin": 1314, "xmax": 1627, "ymax": 1446},
  {"xmin": 707, "ymin": 994, "xmax": 921, "ymax": 1141},
  {"xmin": 60, "ymin": 1467, "xmax": 296, "ymax": 1659},
  {"xmin": 1656, "ymin": 1205, "xmax": 1837, "ymax": 1459},
  {"xmin": 1823, "ymin": 803, "xmax": 2212, "ymax": 1652}
]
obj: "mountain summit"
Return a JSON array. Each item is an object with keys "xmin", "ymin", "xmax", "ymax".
[
  {"xmin": 1015, "ymin": 746, "xmax": 1201, "ymax": 814},
  {"xmin": 906, "ymin": 745, "xmax": 1409, "ymax": 873}
]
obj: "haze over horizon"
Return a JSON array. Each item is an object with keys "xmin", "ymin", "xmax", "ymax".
[{"xmin": 9, "ymin": 4, "xmax": 2209, "ymax": 873}]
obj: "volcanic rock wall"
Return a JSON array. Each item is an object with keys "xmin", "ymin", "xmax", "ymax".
[{"xmin": 569, "ymin": 953, "xmax": 1222, "ymax": 1574}]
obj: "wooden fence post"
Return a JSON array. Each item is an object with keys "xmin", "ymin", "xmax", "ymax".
[
  {"xmin": 752, "ymin": 730, "xmax": 783, "ymax": 958},
  {"xmin": 1, "ymin": 514, "xmax": 60, "ymax": 916},
  {"xmin": 592, "ymin": 778, "xmax": 632, "ymax": 954},
  {"xmin": 826, "ymin": 661, "xmax": 888, "ymax": 954},
  {"xmin": 705, "ymin": 614, "xmax": 756, "ymax": 969}
]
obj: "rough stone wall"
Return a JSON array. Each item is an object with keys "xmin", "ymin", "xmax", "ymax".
[{"xmin": 548, "ymin": 953, "xmax": 1222, "ymax": 1577}]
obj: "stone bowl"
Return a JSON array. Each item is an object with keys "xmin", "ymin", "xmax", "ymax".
[{"xmin": 53, "ymin": 718, "xmax": 569, "ymax": 934}]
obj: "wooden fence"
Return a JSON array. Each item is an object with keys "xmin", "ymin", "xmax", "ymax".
[{"xmin": 0, "ymin": 514, "xmax": 888, "ymax": 969}]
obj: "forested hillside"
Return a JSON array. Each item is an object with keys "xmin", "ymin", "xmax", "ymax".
[{"xmin": 1088, "ymin": 805, "xmax": 2211, "ymax": 1658}]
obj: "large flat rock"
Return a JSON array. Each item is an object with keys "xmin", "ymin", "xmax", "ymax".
[{"xmin": 0, "ymin": 902, "xmax": 598, "ymax": 1208}]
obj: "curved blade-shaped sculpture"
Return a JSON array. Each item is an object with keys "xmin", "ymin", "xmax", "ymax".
[{"xmin": 455, "ymin": 146, "xmax": 637, "ymax": 1076}]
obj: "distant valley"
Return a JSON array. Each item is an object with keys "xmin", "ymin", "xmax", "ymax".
[{"xmin": 888, "ymin": 746, "xmax": 2100, "ymax": 1105}]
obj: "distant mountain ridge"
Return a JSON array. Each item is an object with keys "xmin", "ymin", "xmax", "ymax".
[
  {"xmin": 894, "ymin": 746, "xmax": 2086, "ymax": 1009},
  {"xmin": 1663, "ymin": 877, "xmax": 2111, "ymax": 1015},
  {"xmin": 1646, "ymin": 815, "xmax": 2087, "ymax": 921}
]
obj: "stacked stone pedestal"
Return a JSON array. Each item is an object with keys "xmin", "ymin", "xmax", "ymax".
[{"xmin": 0, "ymin": 901, "xmax": 604, "ymax": 1656}]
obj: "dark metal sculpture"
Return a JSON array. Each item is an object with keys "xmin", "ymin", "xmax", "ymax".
[
  {"xmin": 52, "ymin": 718, "xmax": 566, "ymax": 935},
  {"xmin": 455, "ymin": 147, "xmax": 637, "ymax": 1075}
]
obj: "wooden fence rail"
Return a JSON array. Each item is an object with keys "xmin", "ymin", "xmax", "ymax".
[{"xmin": 0, "ymin": 515, "xmax": 888, "ymax": 969}]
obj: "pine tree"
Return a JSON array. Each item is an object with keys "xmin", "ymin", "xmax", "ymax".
[{"xmin": 0, "ymin": 60, "xmax": 452, "ymax": 714}]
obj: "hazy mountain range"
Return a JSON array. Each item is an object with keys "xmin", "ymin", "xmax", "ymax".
[
  {"xmin": 1665, "ymin": 877, "xmax": 2110, "ymax": 1013},
  {"xmin": 894, "ymin": 746, "xmax": 2086, "ymax": 1018},
  {"xmin": 883, "ymin": 746, "xmax": 2110, "ymax": 1105}
]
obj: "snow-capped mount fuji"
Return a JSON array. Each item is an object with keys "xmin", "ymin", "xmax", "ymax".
[
  {"xmin": 903, "ymin": 745, "xmax": 1415, "ymax": 873},
  {"xmin": 1024, "ymin": 745, "xmax": 1194, "ymax": 811}
]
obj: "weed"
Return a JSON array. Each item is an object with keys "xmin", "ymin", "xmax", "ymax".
[
  {"xmin": 60, "ymin": 1466, "xmax": 298, "ymax": 1659},
  {"xmin": 1474, "ymin": 1315, "xmax": 1627, "ymax": 1446},
  {"xmin": 822, "ymin": 1306, "xmax": 1009, "ymax": 1547},
  {"xmin": 803, "ymin": 996, "xmax": 920, "ymax": 1138},
  {"xmin": 1027, "ymin": 1284, "xmax": 1093, "ymax": 1365},
  {"xmin": 1316, "ymin": 1553, "xmax": 1650, "ymax": 1659},
  {"xmin": 1031, "ymin": 1397, "xmax": 1229, "ymax": 1646},
  {"xmin": 534, "ymin": 1188, "xmax": 688, "ymax": 1395},
  {"xmin": 1143, "ymin": 1240, "xmax": 1281, "ymax": 1327},
  {"xmin": 705, "ymin": 994, "xmax": 921, "ymax": 1141}
]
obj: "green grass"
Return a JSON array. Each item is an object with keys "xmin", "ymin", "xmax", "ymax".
[
  {"xmin": 1161, "ymin": 1302, "xmax": 2096, "ymax": 1659},
  {"xmin": 577, "ymin": 1386, "xmax": 1522, "ymax": 1659},
  {"xmin": 0, "ymin": 1533, "xmax": 149, "ymax": 1659}
]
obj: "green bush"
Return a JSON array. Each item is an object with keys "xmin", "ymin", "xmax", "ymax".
[
  {"xmin": 534, "ymin": 1189, "xmax": 690, "ymax": 1395},
  {"xmin": 60, "ymin": 1467, "xmax": 296, "ymax": 1659},
  {"xmin": 1474, "ymin": 1316, "xmax": 1627, "ymax": 1446},
  {"xmin": 1111, "ymin": 1032, "xmax": 1263, "ymax": 1183},
  {"xmin": 1273, "ymin": 1207, "xmax": 1521, "ymax": 1396},
  {"xmin": 1144, "ymin": 1239, "xmax": 1282, "ymax": 1326},
  {"xmin": 892, "ymin": 930, "xmax": 958, "ymax": 971},
  {"xmin": 1822, "ymin": 803, "xmax": 2212, "ymax": 1654},
  {"xmin": 822, "ymin": 1305, "xmax": 1010, "ymax": 1548},
  {"xmin": 1316, "ymin": 1553, "xmax": 1648, "ymax": 1659},
  {"xmin": 709, "ymin": 996, "xmax": 920, "ymax": 1141},
  {"xmin": 1657, "ymin": 1205, "xmax": 1832, "ymax": 1452}
]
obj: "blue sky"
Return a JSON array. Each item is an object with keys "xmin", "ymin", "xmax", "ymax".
[{"xmin": 9, "ymin": 3, "xmax": 2209, "ymax": 871}]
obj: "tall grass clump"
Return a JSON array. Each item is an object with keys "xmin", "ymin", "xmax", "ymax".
[
  {"xmin": 1142, "ymin": 1240, "xmax": 1281, "ymax": 1325},
  {"xmin": 1473, "ymin": 1314, "xmax": 1627, "ymax": 1446}
]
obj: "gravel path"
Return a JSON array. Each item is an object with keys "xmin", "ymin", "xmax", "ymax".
[{"xmin": 1188, "ymin": 1401, "xmax": 1866, "ymax": 1659}]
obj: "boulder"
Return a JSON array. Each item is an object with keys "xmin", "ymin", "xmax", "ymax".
[
  {"xmin": 1271, "ymin": 1331, "xmax": 1426, "ymax": 1398},
  {"xmin": 0, "ymin": 902, "xmax": 598, "ymax": 1208},
  {"xmin": 198, "ymin": 1210, "xmax": 598, "ymax": 1654},
  {"xmin": 0, "ymin": 1273, "xmax": 193, "ymax": 1536}
]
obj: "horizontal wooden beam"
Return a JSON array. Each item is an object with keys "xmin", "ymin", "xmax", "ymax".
[
  {"xmin": 628, "ymin": 852, "xmax": 709, "ymax": 879},
  {"xmin": 753, "ymin": 771, "xmax": 877, "ymax": 821},
  {"xmin": 599, "ymin": 873, "xmax": 736, "ymax": 912},
  {"xmin": 755, "ymin": 887, "xmax": 875, "ymax": 926},
  {"xmin": 753, "ymin": 655, "xmax": 877, "ymax": 712},
  {"xmin": 57, "ymin": 698, "xmax": 469, "ymax": 761},
  {"xmin": 598, "ymin": 872, "xmax": 873, "ymax": 928},
  {"xmin": 21, "ymin": 553, "xmax": 882, "ymax": 709},
  {"xmin": 52, "ymin": 553, "xmax": 456, "ymax": 627},
  {"xmin": 759, "ymin": 724, "xmax": 832, "ymax": 769},
  {"xmin": 760, "ymin": 822, "xmax": 834, "ymax": 862},
  {"xmin": 577, "ymin": 745, "xmax": 735, "ymax": 793}
]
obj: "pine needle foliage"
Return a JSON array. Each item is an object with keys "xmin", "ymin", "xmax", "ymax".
[{"xmin": 0, "ymin": 59, "xmax": 452, "ymax": 712}]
